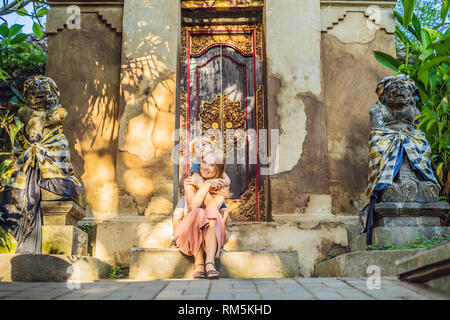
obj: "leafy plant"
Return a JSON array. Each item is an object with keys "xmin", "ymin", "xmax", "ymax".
[
  {"xmin": 373, "ymin": 0, "xmax": 450, "ymax": 200},
  {"xmin": 78, "ymin": 223, "xmax": 95, "ymax": 234},
  {"xmin": 0, "ymin": 22, "xmax": 46, "ymax": 81},
  {"xmin": 366, "ymin": 243, "xmax": 380, "ymax": 251},
  {"xmin": 365, "ymin": 233, "xmax": 450, "ymax": 250},
  {"xmin": 109, "ymin": 266, "xmax": 126, "ymax": 279},
  {"xmin": 0, "ymin": 105, "xmax": 24, "ymax": 191},
  {"xmin": 0, "ymin": 1, "xmax": 48, "ymax": 39},
  {"xmin": 324, "ymin": 252, "xmax": 339, "ymax": 261}
]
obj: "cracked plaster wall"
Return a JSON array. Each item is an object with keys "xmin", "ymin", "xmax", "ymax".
[
  {"xmin": 117, "ymin": 0, "xmax": 180, "ymax": 216},
  {"xmin": 266, "ymin": 0, "xmax": 330, "ymax": 216},
  {"xmin": 322, "ymin": 10, "xmax": 396, "ymax": 215}
]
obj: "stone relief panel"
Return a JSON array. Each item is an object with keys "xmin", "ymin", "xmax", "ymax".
[
  {"xmin": 46, "ymin": 5, "xmax": 123, "ymax": 34},
  {"xmin": 321, "ymin": 6, "xmax": 395, "ymax": 35}
]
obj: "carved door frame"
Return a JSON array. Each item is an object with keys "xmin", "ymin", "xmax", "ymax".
[{"xmin": 176, "ymin": 23, "xmax": 267, "ymax": 222}]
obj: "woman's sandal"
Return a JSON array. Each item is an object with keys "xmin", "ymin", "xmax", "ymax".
[
  {"xmin": 193, "ymin": 264, "xmax": 206, "ymax": 279},
  {"xmin": 205, "ymin": 262, "xmax": 219, "ymax": 280}
]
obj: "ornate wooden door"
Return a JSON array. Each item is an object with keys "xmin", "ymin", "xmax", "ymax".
[{"xmin": 179, "ymin": 24, "xmax": 266, "ymax": 221}]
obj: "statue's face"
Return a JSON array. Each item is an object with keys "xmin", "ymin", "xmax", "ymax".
[
  {"xmin": 23, "ymin": 76, "xmax": 59, "ymax": 111},
  {"xmin": 382, "ymin": 80, "xmax": 415, "ymax": 110}
]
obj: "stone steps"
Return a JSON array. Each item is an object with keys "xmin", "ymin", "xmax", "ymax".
[
  {"xmin": 396, "ymin": 242, "xmax": 450, "ymax": 295},
  {"xmin": 0, "ymin": 254, "xmax": 112, "ymax": 282},
  {"xmin": 224, "ymin": 220, "xmax": 348, "ymax": 277},
  {"xmin": 314, "ymin": 249, "xmax": 424, "ymax": 277},
  {"xmin": 89, "ymin": 216, "xmax": 349, "ymax": 277},
  {"xmin": 129, "ymin": 248, "xmax": 301, "ymax": 280}
]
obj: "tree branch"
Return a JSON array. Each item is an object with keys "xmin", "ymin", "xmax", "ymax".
[{"xmin": 0, "ymin": 0, "xmax": 34, "ymax": 17}]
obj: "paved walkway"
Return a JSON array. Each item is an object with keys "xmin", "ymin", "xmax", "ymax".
[{"xmin": 0, "ymin": 277, "xmax": 447, "ymax": 300}]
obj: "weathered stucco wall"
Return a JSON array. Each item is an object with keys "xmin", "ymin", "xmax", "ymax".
[
  {"xmin": 46, "ymin": 2, "xmax": 123, "ymax": 220},
  {"xmin": 266, "ymin": 0, "xmax": 330, "ymax": 217},
  {"xmin": 117, "ymin": 0, "xmax": 180, "ymax": 216},
  {"xmin": 321, "ymin": 7, "xmax": 396, "ymax": 215}
]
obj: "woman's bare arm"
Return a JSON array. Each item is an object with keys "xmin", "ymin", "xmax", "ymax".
[
  {"xmin": 204, "ymin": 192, "xmax": 225, "ymax": 210},
  {"xmin": 185, "ymin": 179, "xmax": 211, "ymax": 211}
]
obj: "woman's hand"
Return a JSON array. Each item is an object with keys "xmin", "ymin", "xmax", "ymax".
[
  {"xmin": 208, "ymin": 179, "xmax": 224, "ymax": 190},
  {"xmin": 184, "ymin": 177, "xmax": 198, "ymax": 189},
  {"xmin": 185, "ymin": 175, "xmax": 206, "ymax": 190},
  {"xmin": 191, "ymin": 174, "xmax": 204, "ymax": 188},
  {"xmin": 209, "ymin": 182, "xmax": 221, "ymax": 192}
]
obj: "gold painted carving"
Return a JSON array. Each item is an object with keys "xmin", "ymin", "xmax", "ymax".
[
  {"xmin": 179, "ymin": 87, "xmax": 188, "ymax": 160},
  {"xmin": 181, "ymin": 0, "xmax": 264, "ymax": 9},
  {"xmin": 181, "ymin": 24, "xmax": 263, "ymax": 61},
  {"xmin": 256, "ymin": 85, "xmax": 264, "ymax": 129},
  {"xmin": 258, "ymin": 185, "xmax": 265, "ymax": 221},
  {"xmin": 199, "ymin": 95, "xmax": 245, "ymax": 132},
  {"xmin": 181, "ymin": 30, "xmax": 188, "ymax": 62},
  {"xmin": 255, "ymin": 24, "xmax": 263, "ymax": 61},
  {"xmin": 190, "ymin": 33, "xmax": 253, "ymax": 57},
  {"xmin": 199, "ymin": 95, "xmax": 246, "ymax": 151},
  {"xmin": 227, "ymin": 178, "xmax": 258, "ymax": 221}
]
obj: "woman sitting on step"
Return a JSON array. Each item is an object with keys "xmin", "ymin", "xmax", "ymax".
[{"xmin": 173, "ymin": 151, "xmax": 229, "ymax": 280}]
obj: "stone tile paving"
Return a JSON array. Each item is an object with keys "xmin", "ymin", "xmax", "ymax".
[{"xmin": 0, "ymin": 278, "xmax": 447, "ymax": 300}]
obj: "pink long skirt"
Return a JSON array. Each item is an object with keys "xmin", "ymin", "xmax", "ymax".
[{"xmin": 174, "ymin": 205, "xmax": 226, "ymax": 259}]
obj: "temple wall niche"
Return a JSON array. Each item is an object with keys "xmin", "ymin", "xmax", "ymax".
[
  {"xmin": 46, "ymin": 3, "xmax": 123, "ymax": 220},
  {"xmin": 321, "ymin": 6, "xmax": 396, "ymax": 215}
]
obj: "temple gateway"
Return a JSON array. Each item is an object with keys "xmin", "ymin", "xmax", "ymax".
[{"xmin": 44, "ymin": 0, "xmax": 397, "ymax": 277}]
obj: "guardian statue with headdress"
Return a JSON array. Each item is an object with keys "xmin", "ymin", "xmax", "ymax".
[
  {"xmin": 359, "ymin": 74, "xmax": 441, "ymax": 243},
  {"xmin": 0, "ymin": 76, "xmax": 82, "ymax": 254}
]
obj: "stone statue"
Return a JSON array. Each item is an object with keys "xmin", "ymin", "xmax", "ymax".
[
  {"xmin": 369, "ymin": 74, "xmax": 440, "ymax": 202},
  {"xmin": 359, "ymin": 74, "xmax": 441, "ymax": 242},
  {"xmin": 0, "ymin": 76, "xmax": 82, "ymax": 254},
  {"xmin": 18, "ymin": 76, "xmax": 68, "ymax": 142}
]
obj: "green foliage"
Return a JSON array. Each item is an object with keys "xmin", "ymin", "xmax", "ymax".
[
  {"xmin": 401, "ymin": 0, "xmax": 419, "ymax": 29},
  {"xmin": 78, "ymin": 223, "xmax": 95, "ymax": 234},
  {"xmin": 365, "ymin": 243, "xmax": 380, "ymax": 251},
  {"xmin": 366, "ymin": 234, "xmax": 450, "ymax": 251},
  {"xmin": 109, "ymin": 266, "xmax": 126, "ymax": 279},
  {"xmin": 0, "ymin": 1, "xmax": 48, "ymax": 38},
  {"xmin": 395, "ymin": 0, "xmax": 449, "ymax": 46},
  {"xmin": 324, "ymin": 252, "xmax": 339, "ymax": 261},
  {"xmin": 374, "ymin": 1, "xmax": 450, "ymax": 197},
  {"xmin": 0, "ymin": 107, "xmax": 24, "ymax": 191},
  {"xmin": 0, "ymin": 22, "xmax": 46, "ymax": 81}
]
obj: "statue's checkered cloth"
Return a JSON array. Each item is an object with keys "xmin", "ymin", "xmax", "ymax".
[
  {"xmin": 359, "ymin": 127, "xmax": 439, "ymax": 235},
  {"xmin": 365, "ymin": 127, "xmax": 439, "ymax": 200},
  {"xmin": 7, "ymin": 125, "xmax": 82, "ymax": 190}
]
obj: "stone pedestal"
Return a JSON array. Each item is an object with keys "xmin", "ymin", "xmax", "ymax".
[
  {"xmin": 372, "ymin": 202, "xmax": 450, "ymax": 247},
  {"xmin": 42, "ymin": 226, "xmax": 88, "ymax": 256},
  {"xmin": 41, "ymin": 200, "xmax": 86, "ymax": 227},
  {"xmin": 40, "ymin": 198, "xmax": 89, "ymax": 256}
]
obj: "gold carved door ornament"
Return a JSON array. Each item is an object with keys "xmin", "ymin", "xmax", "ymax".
[{"xmin": 199, "ymin": 95, "xmax": 247, "ymax": 151}]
